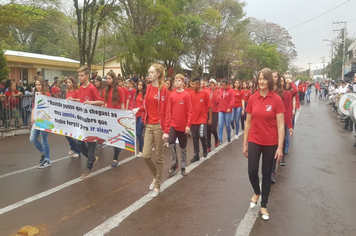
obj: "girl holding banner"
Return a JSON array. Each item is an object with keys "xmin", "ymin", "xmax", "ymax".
[
  {"xmin": 133, "ymin": 63, "xmax": 170, "ymax": 198},
  {"xmin": 103, "ymin": 71, "xmax": 125, "ymax": 168},
  {"xmin": 30, "ymin": 77, "xmax": 52, "ymax": 169}
]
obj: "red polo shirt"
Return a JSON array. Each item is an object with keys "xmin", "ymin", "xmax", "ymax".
[
  {"xmin": 233, "ymin": 89, "xmax": 243, "ymax": 108},
  {"xmin": 135, "ymin": 93, "xmax": 144, "ymax": 117},
  {"xmin": 66, "ymin": 89, "xmax": 79, "ymax": 99},
  {"xmin": 242, "ymin": 89, "xmax": 251, "ymax": 103},
  {"xmin": 246, "ymin": 90, "xmax": 285, "ymax": 146},
  {"xmin": 146, "ymin": 86, "xmax": 160, "ymax": 124},
  {"xmin": 208, "ymin": 88, "xmax": 220, "ymax": 113},
  {"xmin": 190, "ymin": 89, "xmax": 211, "ymax": 125},
  {"xmin": 102, "ymin": 87, "xmax": 124, "ymax": 109}
]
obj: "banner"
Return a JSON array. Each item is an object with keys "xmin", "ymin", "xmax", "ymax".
[{"xmin": 34, "ymin": 94, "xmax": 136, "ymax": 153}]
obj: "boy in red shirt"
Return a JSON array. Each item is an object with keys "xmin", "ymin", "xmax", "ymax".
[
  {"xmin": 166, "ymin": 74, "xmax": 193, "ymax": 176},
  {"xmin": 69, "ymin": 66, "xmax": 103, "ymax": 179},
  {"xmin": 190, "ymin": 77, "xmax": 212, "ymax": 162}
]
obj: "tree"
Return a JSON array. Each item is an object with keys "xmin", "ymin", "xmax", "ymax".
[
  {"xmin": 243, "ymin": 43, "xmax": 282, "ymax": 72},
  {"xmin": 0, "ymin": 46, "xmax": 9, "ymax": 82},
  {"xmin": 72, "ymin": 0, "xmax": 118, "ymax": 69},
  {"xmin": 246, "ymin": 17, "xmax": 297, "ymax": 70}
]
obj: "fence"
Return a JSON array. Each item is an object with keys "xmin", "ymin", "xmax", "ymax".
[{"xmin": 0, "ymin": 94, "xmax": 34, "ymax": 131}]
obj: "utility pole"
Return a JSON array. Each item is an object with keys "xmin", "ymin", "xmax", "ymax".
[
  {"xmin": 321, "ymin": 57, "xmax": 326, "ymax": 81},
  {"xmin": 308, "ymin": 62, "xmax": 312, "ymax": 79},
  {"xmin": 333, "ymin": 21, "xmax": 347, "ymax": 80}
]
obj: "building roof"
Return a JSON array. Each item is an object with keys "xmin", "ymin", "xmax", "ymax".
[{"xmin": 4, "ymin": 50, "xmax": 80, "ymax": 64}]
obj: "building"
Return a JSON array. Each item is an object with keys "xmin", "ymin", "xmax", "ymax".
[
  {"xmin": 96, "ymin": 57, "xmax": 123, "ymax": 78},
  {"xmin": 4, "ymin": 50, "xmax": 90, "ymax": 84},
  {"xmin": 344, "ymin": 40, "xmax": 356, "ymax": 81}
]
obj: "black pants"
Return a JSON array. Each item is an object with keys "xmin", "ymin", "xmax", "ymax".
[
  {"xmin": 207, "ymin": 112, "xmax": 218, "ymax": 148},
  {"xmin": 76, "ymin": 141, "xmax": 96, "ymax": 169},
  {"xmin": 169, "ymin": 127, "xmax": 187, "ymax": 148},
  {"xmin": 345, "ymin": 117, "xmax": 353, "ymax": 130},
  {"xmin": 191, "ymin": 123, "xmax": 207, "ymax": 155},
  {"xmin": 248, "ymin": 142, "xmax": 277, "ymax": 208},
  {"xmin": 272, "ymin": 124, "xmax": 287, "ymax": 172},
  {"xmin": 113, "ymin": 147, "xmax": 122, "ymax": 161}
]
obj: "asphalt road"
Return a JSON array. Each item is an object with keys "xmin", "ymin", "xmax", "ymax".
[{"xmin": 0, "ymin": 92, "xmax": 355, "ymax": 236}]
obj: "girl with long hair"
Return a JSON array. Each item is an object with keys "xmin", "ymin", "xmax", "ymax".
[
  {"xmin": 132, "ymin": 63, "xmax": 170, "ymax": 197},
  {"xmin": 103, "ymin": 71, "xmax": 125, "ymax": 167},
  {"xmin": 231, "ymin": 80, "xmax": 243, "ymax": 138},
  {"xmin": 94, "ymin": 75, "xmax": 104, "ymax": 98},
  {"xmin": 30, "ymin": 77, "xmax": 52, "ymax": 168},
  {"xmin": 65, "ymin": 76, "xmax": 81, "ymax": 157},
  {"xmin": 241, "ymin": 81, "xmax": 252, "ymax": 131},
  {"xmin": 134, "ymin": 79, "xmax": 147, "ymax": 158}
]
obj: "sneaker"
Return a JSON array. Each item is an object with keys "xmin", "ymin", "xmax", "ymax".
[
  {"xmin": 190, "ymin": 154, "xmax": 200, "ymax": 163},
  {"xmin": 73, "ymin": 153, "xmax": 80, "ymax": 158},
  {"xmin": 207, "ymin": 147, "xmax": 211, "ymax": 153},
  {"xmin": 137, "ymin": 152, "xmax": 143, "ymax": 158},
  {"xmin": 203, "ymin": 149, "xmax": 208, "ymax": 158},
  {"xmin": 149, "ymin": 182, "xmax": 155, "ymax": 190},
  {"xmin": 81, "ymin": 168, "xmax": 93, "ymax": 179},
  {"xmin": 284, "ymin": 152, "xmax": 288, "ymax": 156},
  {"xmin": 150, "ymin": 189, "xmax": 159, "ymax": 197},
  {"xmin": 235, "ymin": 135, "xmax": 239, "ymax": 139},
  {"xmin": 280, "ymin": 160, "xmax": 286, "ymax": 166},
  {"xmin": 181, "ymin": 168, "xmax": 188, "ymax": 176},
  {"xmin": 38, "ymin": 159, "xmax": 51, "ymax": 169},
  {"xmin": 271, "ymin": 171, "xmax": 275, "ymax": 184},
  {"xmin": 39, "ymin": 154, "xmax": 45, "ymax": 165},
  {"xmin": 68, "ymin": 150, "xmax": 74, "ymax": 155},
  {"xmin": 215, "ymin": 140, "xmax": 219, "ymax": 148},
  {"xmin": 219, "ymin": 141, "xmax": 222, "ymax": 146},
  {"xmin": 111, "ymin": 160, "xmax": 118, "ymax": 167},
  {"xmin": 168, "ymin": 163, "xmax": 179, "ymax": 174},
  {"xmin": 228, "ymin": 138, "xmax": 231, "ymax": 143}
]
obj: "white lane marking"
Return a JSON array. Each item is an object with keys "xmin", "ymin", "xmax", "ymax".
[
  {"xmin": 235, "ymin": 108, "xmax": 302, "ymax": 236},
  {"xmin": 0, "ymin": 146, "xmax": 108, "ymax": 180},
  {"xmin": 84, "ymin": 132, "xmax": 243, "ymax": 236},
  {"xmin": 0, "ymin": 154, "xmax": 136, "ymax": 215}
]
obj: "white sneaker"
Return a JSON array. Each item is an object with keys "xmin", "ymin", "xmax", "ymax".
[
  {"xmin": 149, "ymin": 182, "xmax": 155, "ymax": 190},
  {"xmin": 68, "ymin": 150, "xmax": 74, "ymax": 155},
  {"xmin": 235, "ymin": 135, "xmax": 239, "ymax": 139},
  {"xmin": 150, "ymin": 189, "xmax": 159, "ymax": 197}
]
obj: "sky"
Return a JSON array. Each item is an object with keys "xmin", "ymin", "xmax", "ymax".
[{"xmin": 244, "ymin": 0, "xmax": 356, "ymax": 70}]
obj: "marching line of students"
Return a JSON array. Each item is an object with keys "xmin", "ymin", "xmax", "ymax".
[{"xmin": 30, "ymin": 64, "xmax": 299, "ymax": 221}]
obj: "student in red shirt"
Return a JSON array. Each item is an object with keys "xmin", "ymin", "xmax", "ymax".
[
  {"xmin": 125, "ymin": 79, "xmax": 136, "ymax": 110},
  {"xmin": 50, "ymin": 80, "xmax": 61, "ymax": 98},
  {"xmin": 249, "ymin": 80, "xmax": 256, "ymax": 95},
  {"xmin": 69, "ymin": 66, "xmax": 104, "ymax": 179},
  {"xmin": 189, "ymin": 77, "xmax": 212, "ymax": 162},
  {"xmin": 30, "ymin": 77, "xmax": 52, "ymax": 168},
  {"xmin": 207, "ymin": 78, "xmax": 220, "ymax": 152},
  {"xmin": 134, "ymin": 79, "xmax": 146, "ymax": 158},
  {"xmin": 241, "ymin": 81, "xmax": 252, "ymax": 131},
  {"xmin": 119, "ymin": 78, "xmax": 129, "ymax": 110},
  {"xmin": 243, "ymin": 68, "xmax": 285, "ymax": 221},
  {"xmin": 165, "ymin": 77, "xmax": 174, "ymax": 96},
  {"xmin": 166, "ymin": 74, "xmax": 192, "ymax": 176},
  {"xmin": 132, "ymin": 63, "xmax": 170, "ymax": 198},
  {"xmin": 218, "ymin": 79, "xmax": 234, "ymax": 144},
  {"xmin": 231, "ymin": 80, "xmax": 243, "ymax": 139},
  {"xmin": 94, "ymin": 75, "xmax": 104, "ymax": 98},
  {"xmin": 103, "ymin": 71, "xmax": 125, "ymax": 167},
  {"xmin": 4, "ymin": 81, "xmax": 22, "ymax": 128},
  {"xmin": 65, "ymin": 76, "xmax": 81, "ymax": 158}
]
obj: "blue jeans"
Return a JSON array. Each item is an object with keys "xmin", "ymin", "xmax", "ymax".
[
  {"xmin": 30, "ymin": 125, "xmax": 50, "ymax": 160},
  {"xmin": 65, "ymin": 136, "xmax": 81, "ymax": 155},
  {"xmin": 306, "ymin": 89, "xmax": 311, "ymax": 101},
  {"xmin": 231, "ymin": 107, "xmax": 242, "ymax": 135},
  {"xmin": 136, "ymin": 116, "xmax": 145, "ymax": 152},
  {"xmin": 218, "ymin": 112, "xmax": 232, "ymax": 141},
  {"xmin": 284, "ymin": 125, "xmax": 290, "ymax": 153}
]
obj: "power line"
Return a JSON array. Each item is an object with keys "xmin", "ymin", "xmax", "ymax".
[{"xmin": 288, "ymin": 0, "xmax": 350, "ymax": 31}]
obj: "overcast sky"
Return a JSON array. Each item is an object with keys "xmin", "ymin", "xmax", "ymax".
[{"xmin": 244, "ymin": 0, "xmax": 356, "ymax": 70}]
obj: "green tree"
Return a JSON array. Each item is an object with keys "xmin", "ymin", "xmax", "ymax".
[{"xmin": 0, "ymin": 46, "xmax": 9, "ymax": 82}]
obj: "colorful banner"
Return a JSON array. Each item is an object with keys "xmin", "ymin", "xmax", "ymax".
[{"xmin": 34, "ymin": 94, "xmax": 136, "ymax": 153}]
